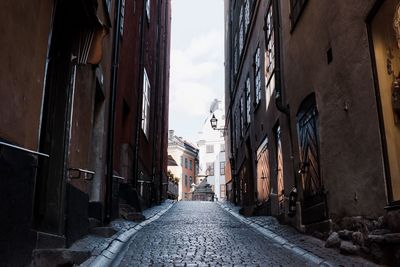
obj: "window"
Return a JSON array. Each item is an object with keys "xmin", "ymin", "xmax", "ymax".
[
  {"xmin": 254, "ymin": 46, "xmax": 262, "ymax": 106},
  {"xmin": 220, "ymin": 184, "xmax": 226, "ymax": 198},
  {"xmin": 185, "ymin": 175, "xmax": 188, "ymax": 187},
  {"xmin": 220, "ymin": 161, "xmax": 225, "ymax": 175},
  {"xmin": 244, "ymin": 0, "xmax": 250, "ymax": 33},
  {"xmin": 206, "ymin": 162, "xmax": 215, "ymax": 176},
  {"xmin": 189, "ymin": 160, "xmax": 193, "ymax": 170},
  {"xmin": 240, "ymin": 94, "xmax": 245, "ymax": 137},
  {"xmin": 142, "ymin": 68, "xmax": 150, "ymax": 136},
  {"xmin": 239, "ymin": 5, "xmax": 244, "ymax": 54},
  {"xmin": 185, "ymin": 158, "xmax": 188, "ymax": 169},
  {"xmin": 120, "ymin": 0, "xmax": 125, "ymax": 36},
  {"xmin": 234, "ymin": 33, "xmax": 239, "ymax": 75},
  {"xmin": 220, "ymin": 144, "xmax": 225, "ymax": 152},
  {"xmin": 290, "ymin": 0, "xmax": 308, "ymax": 29},
  {"xmin": 180, "ymin": 156, "xmax": 183, "ymax": 166},
  {"xmin": 245, "ymin": 76, "xmax": 251, "ymax": 124},
  {"xmin": 235, "ymin": 108, "xmax": 240, "ymax": 148},
  {"xmin": 264, "ymin": 2, "xmax": 277, "ymax": 110},
  {"xmin": 106, "ymin": 0, "xmax": 112, "ymax": 13},
  {"xmin": 189, "ymin": 176, "xmax": 193, "ymax": 185},
  {"xmin": 206, "ymin": 145, "xmax": 214, "ymax": 153},
  {"xmin": 146, "ymin": 0, "xmax": 151, "ymax": 21}
]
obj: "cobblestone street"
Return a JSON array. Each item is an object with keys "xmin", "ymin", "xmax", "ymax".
[{"xmin": 111, "ymin": 202, "xmax": 375, "ymax": 267}]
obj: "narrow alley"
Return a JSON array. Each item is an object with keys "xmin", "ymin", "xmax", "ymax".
[
  {"xmin": 2, "ymin": 0, "xmax": 400, "ymax": 266},
  {"xmin": 110, "ymin": 202, "xmax": 374, "ymax": 267}
]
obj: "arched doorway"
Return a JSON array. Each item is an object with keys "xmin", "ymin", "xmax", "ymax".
[{"xmin": 296, "ymin": 93, "xmax": 328, "ymax": 225}]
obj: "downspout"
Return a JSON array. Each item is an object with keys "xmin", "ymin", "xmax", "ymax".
[
  {"xmin": 105, "ymin": 0, "xmax": 122, "ymax": 223},
  {"xmin": 151, "ymin": 0, "xmax": 163, "ymax": 204},
  {"xmin": 226, "ymin": 5, "xmax": 237, "ymax": 205},
  {"xmin": 274, "ymin": 0, "xmax": 298, "ymax": 193},
  {"xmin": 159, "ymin": 0, "xmax": 170, "ymax": 202},
  {"xmin": 134, "ymin": 0, "xmax": 147, "ymax": 193}
]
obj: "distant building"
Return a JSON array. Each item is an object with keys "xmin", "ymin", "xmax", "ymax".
[
  {"xmin": 197, "ymin": 100, "xmax": 227, "ymax": 200},
  {"xmin": 168, "ymin": 130, "xmax": 199, "ymax": 200}
]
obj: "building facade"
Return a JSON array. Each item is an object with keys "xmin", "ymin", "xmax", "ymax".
[
  {"xmin": 113, "ymin": 0, "xmax": 171, "ymax": 210},
  {"xmin": 197, "ymin": 100, "xmax": 227, "ymax": 200},
  {"xmin": 0, "ymin": 0, "xmax": 170, "ymax": 265},
  {"xmin": 168, "ymin": 130, "xmax": 199, "ymax": 200},
  {"xmin": 225, "ymin": 0, "xmax": 399, "ymax": 235}
]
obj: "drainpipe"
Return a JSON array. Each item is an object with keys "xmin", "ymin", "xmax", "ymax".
[
  {"xmin": 159, "ymin": 0, "xmax": 170, "ymax": 202},
  {"xmin": 105, "ymin": 0, "xmax": 122, "ymax": 223},
  {"xmin": 134, "ymin": 0, "xmax": 147, "ymax": 194},
  {"xmin": 274, "ymin": 0, "xmax": 298, "ymax": 192},
  {"xmin": 151, "ymin": 0, "xmax": 163, "ymax": 204}
]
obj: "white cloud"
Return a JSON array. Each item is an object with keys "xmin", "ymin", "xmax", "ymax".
[
  {"xmin": 169, "ymin": 0, "xmax": 224, "ymax": 142},
  {"xmin": 170, "ymin": 30, "xmax": 224, "ymax": 127}
]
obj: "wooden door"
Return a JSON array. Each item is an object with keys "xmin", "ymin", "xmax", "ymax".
[{"xmin": 297, "ymin": 94, "xmax": 328, "ymax": 224}]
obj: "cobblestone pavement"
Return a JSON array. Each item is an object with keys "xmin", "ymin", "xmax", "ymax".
[
  {"xmin": 71, "ymin": 200, "xmax": 174, "ymax": 266},
  {"xmin": 218, "ymin": 202, "xmax": 378, "ymax": 267},
  {"xmin": 115, "ymin": 201, "xmax": 315, "ymax": 267}
]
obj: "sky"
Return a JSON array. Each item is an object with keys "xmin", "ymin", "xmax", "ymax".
[{"xmin": 169, "ymin": 0, "xmax": 225, "ymax": 144}]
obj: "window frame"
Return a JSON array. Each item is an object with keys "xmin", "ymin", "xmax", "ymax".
[
  {"xmin": 146, "ymin": 0, "xmax": 151, "ymax": 22},
  {"xmin": 289, "ymin": 0, "xmax": 308, "ymax": 31},
  {"xmin": 254, "ymin": 45, "xmax": 262, "ymax": 109},
  {"xmin": 220, "ymin": 161, "xmax": 226, "ymax": 175},
  {"xmin": 142, "ymin": 68, "xmax": 151, "ymax": 137}
]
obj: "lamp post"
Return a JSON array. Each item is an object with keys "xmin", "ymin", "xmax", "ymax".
[{"xmin": 210, "ymin": 113, "xmax": 226, "ymax": 132}]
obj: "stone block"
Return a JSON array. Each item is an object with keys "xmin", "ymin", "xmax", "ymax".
[
  {"xmin": 383, "ymin": 233, "xmax": 400, "ymax": 243},
  {"xmin": 338, "ymin": 229, "xmax": 353, "ymax": 240},
  {"xmin": 339, "ymin": 241, "xmax": 360, "ymax": 255},
  {"xmin": 325, "ymin": 232, "xmax": 341, "ymax": 248},
  {"xmin": 384, "ymin": 210, "xmax": 400, "ymax": 233},
  {"xmin": 367, "ymin": 234, "xmax": 385, "ymax": 243},
  {"xmin": 351, "ymin": 231, "xmax": 364, "ymax": 246}
]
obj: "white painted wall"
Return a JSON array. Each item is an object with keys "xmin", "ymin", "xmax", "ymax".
[{"xmin": 197, "ymin": 100, "xmax": 226, "ymax": 199}]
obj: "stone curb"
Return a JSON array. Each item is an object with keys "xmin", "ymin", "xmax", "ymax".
[
  {"xmin": 217, "ymin": 202, "xmax": 334, "ymax": 267},
  {"xmin": 81, "ymin": 202, "xmax": 175, "ymax": 267}
]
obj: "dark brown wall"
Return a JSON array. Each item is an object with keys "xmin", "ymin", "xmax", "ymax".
[
  {"xmin": 280, "ymin": 0, "xmax": 386, "ymax": 217},
  {"xmin": 0, "ymin": 0, "xmax": 53, "ymax": 149}
]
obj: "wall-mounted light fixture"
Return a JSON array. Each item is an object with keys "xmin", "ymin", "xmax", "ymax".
[{"xmin": 210, "ymin": 113, "xmax": 227, "ymax": 132}]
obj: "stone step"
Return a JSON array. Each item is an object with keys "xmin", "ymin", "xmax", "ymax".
[
  {"xmin": 88, "ymin": 217, "xmax": 102, "ymax": 229},
  {"xmin": 31, "ymin": 249, "xmax": 90, "ymax": 267},
  {"xmin": 89, "ymin": 227, "xmax": 117, "ymax": 238}
]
